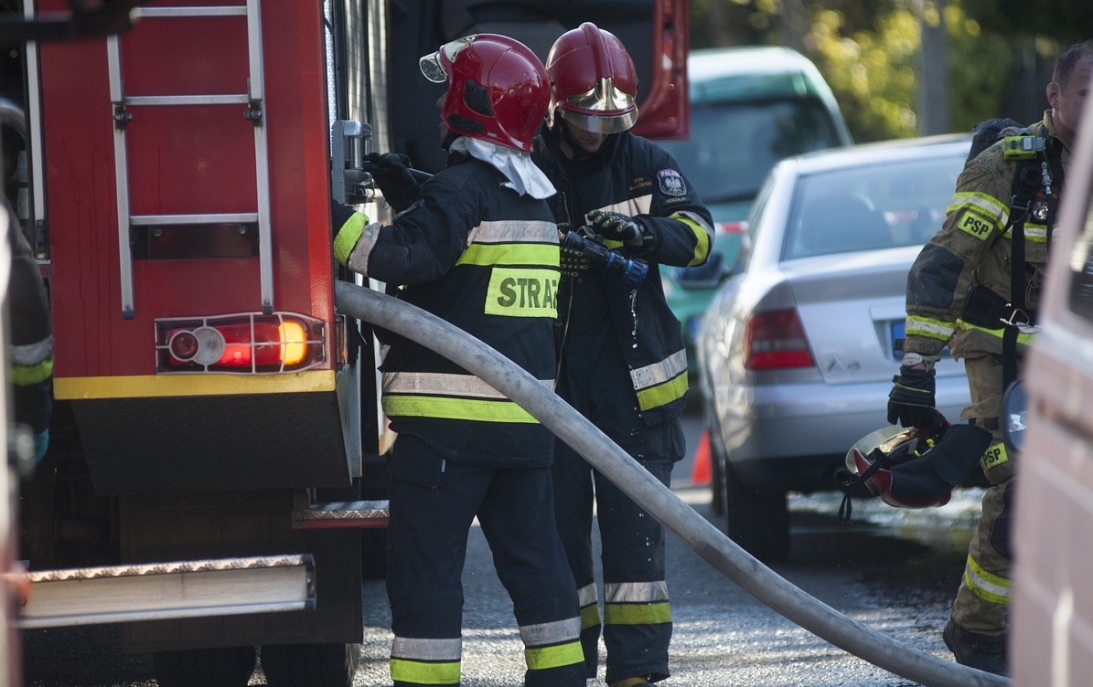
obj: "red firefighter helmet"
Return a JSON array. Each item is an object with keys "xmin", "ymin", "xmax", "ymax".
[
  {"xmin": 842, "ymin": 409, "xmax": 995, "ymax": 519},
  {"xmin": 545, "ymin": 22, "xmax": 639, "ymax": 134},
  {"xmin": 846, "ymin": 420, "xmax": 951, "ymax": 510},
  {"xmin": 419, "ymin": 34, "xmax": 549, "ymax": 153}
]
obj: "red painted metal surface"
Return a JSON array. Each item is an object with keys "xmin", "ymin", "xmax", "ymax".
[{"xmin": 39, "ymin": 0, "xmax": 334, "ymax": 380}]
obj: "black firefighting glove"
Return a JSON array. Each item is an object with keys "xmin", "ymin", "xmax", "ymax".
[
  {"xmin": 586, "ymin": 209, "xmax": 646, "ymax": 247},
  {"xmin": 887, "ymin": 364, "xmax": 936, "ymax": 429},
  {"xmin": 363, "ymin": 152, "xmax": 420, "ymax": 214}
]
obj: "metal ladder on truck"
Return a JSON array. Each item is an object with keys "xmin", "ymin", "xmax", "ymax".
[
  {"xmin": 108, "ymin": 0, "xmax": 274, "ymax": 318},
  {"xmin": 17, "ymin": 0, "xmax": 307, "ymax": 630}
]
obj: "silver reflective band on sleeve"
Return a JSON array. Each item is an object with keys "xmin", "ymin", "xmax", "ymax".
[
  {"xmin": 345, "ymin": 221, "xmax": 384, "ymax": 276},
  {"xmin": 467, "ymin": 219, "xmax": 558, "ymax": 245},
  {"xmin": 599, "ymin": 195, "xmax": 652, "ymax": 221},
  {"xmin": 676, "ymin": 209, "xmax": 715, "ymax": 243},
  {"xmin": 630, "ymin": 350, "xmax": 688, "ymax": 391},
  {"xmin": 384, "ymin": 371, "xmax": 554, "ymax": 398}
]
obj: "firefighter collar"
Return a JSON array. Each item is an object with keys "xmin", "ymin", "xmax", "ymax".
[{"xmin": 450, "ymin": 137, "xmax": 556, "ymax": 199}]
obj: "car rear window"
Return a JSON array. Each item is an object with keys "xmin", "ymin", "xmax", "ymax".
[
  {"xmin": 658, "ymin": 98, "xmax": 844, "ymax": 205},
  {"xmin": 783, "ymin": 152, "xmax": 965, "ymax": 260}
]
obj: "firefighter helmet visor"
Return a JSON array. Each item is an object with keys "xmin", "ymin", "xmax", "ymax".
[{"xmin": 418, "ymin": 36, "xmax": 476, "ymax": 83}]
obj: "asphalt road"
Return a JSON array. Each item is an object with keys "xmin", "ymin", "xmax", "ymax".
[{"xmin": 21, "ymin": 408, "xmax": 983, "ymax": 686}]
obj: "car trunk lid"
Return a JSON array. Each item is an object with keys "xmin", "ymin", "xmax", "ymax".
[{"xmin": 781, "ymin": 248, "xmax": 917, "ymax": 384}]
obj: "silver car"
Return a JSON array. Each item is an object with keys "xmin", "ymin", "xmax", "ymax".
[{"xmin": 695, "ymin": 134, "xmax": 974, "ymax": 562}]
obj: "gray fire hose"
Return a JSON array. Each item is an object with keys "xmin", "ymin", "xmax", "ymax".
[{"xmin": 335, "ymin": 281, "xmax": 1008, "ymax": 687}]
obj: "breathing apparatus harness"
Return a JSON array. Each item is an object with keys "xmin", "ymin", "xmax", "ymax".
[{"xmin": 958, "ymin": 121, "xmax": 1065, "ymax": 396}]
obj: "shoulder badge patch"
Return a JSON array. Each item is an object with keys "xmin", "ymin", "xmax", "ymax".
[{"xmin": 657, "ymin": 168, "xmax": 687, "ymax": 197}]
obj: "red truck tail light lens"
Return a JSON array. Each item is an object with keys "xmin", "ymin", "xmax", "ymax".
[
  {"xmin": 156, "ymin": 313, "xmax": 325, "ymax": 374},
  {"xmin": 743, "ymin": 308, "xmax": 814, "ymax": 370}
]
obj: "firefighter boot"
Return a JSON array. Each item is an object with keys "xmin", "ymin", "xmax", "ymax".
[{"xmin": 943, "ymin": 618, "xmax": 1007, "ymax": 676}]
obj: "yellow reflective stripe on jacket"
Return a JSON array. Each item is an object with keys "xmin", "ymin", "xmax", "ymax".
[
  {"xmin": 382, "ymin": 371, "xmax": 553, "ymax": 423},
  {"xmin": 1003, "ymin": 223, "xmax": 1049, "ymax": 242},
  {"xmin": 485, "ymin": 268, "xmax": 559, "ymax": 318},
  {"xmin": 604, "ymin": 581, "xmax": 672, "ymax": 624},
  {"xmin": 963, "ymin": 554, "xmax": 1011, "ymax": 605},
  {"xmin": 11, "ymin": 357, "xmax": 53, "ymax": 387},
  {"xmin": 631, "ymin": 350, "xmax": 688, "ymax": 411},
  {"xmin": 382, "ymin": 396, "xmax": 538, "ymax": 423},
  {"xmin": 333, "ymin": 211, "xmax": 368, "ymax": 266},
  {"xmin": 458, "ymin": 242, "xmax": 559, "ymax": 267},
  {"xmin": 672, "ymin": 210, "xmax": 713, "ymax": 266},
  {"xmin": 906, "ymin": 315, "xmax": 955, "ymax": 343},
  {"xmin": 949, "ymin": 191, "xmax": 1008, "ymax": 230},
  {"xmin": 520, "ymin": 617, "xmax": 584, "ymax": 670},
  {"xmin": 391, "ymin": 636, "xmax": 462, "ymax": 685},
  {"xmin": 955, "ymin": 319, "xmax": 1037, "ymax": 346}
]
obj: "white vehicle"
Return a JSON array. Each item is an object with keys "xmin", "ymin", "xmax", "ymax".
[
  {"xmin": 1009, "ymin": 76, "xmax": 1093, "ymax": 685},
  {"xmin": 696, "ymin": 135, "xmax": 973, "ymax": 562}
]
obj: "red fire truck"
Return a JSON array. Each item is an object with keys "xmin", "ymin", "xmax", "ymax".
[{"xmin": 3, "ymin": 0, "xmax": 688, "ymax": 684}]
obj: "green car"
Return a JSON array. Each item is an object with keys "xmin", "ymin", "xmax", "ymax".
[{"xmin": 657, "ymin": 46, "xmax": 853, "ymax": 375}]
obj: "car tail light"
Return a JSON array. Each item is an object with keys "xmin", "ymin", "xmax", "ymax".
[
  {"xmin": 716, "ymin": 220, "xmax": 747, "ymax": 234},
  {"xmin": 156, "ymin": 312, "xmax": 326, "ymax": 374},
  {"xmin": 743, "ymin": 308, "xmax": 814, "ymax": 370}
]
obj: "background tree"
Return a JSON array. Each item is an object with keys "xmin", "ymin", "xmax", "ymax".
[{"xmin": 690, "ymin": 0, "xmax": 1069, "ymax": 142}]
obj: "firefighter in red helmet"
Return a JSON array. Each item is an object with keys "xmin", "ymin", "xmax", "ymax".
[
  {"xmin": 532, "ymin": 22, "xmax": 714, "ymax": 687},
  {"xmin": 332, "ymin": 34, "xmax": 585, "ymax": 687}
]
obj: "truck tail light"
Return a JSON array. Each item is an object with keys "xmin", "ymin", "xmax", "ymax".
[
  {"xmin": 743, "ymin": 308, "xmax": 814, "ymax": 370},
  {"xmin": 156, "ymin": 313, "xmax": 325, "ymax": 374}
]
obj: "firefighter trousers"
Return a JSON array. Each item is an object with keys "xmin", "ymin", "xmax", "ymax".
[
  {"xmin": 385, "ymin": 434, "xmax": 586, "ymax": 687},
  {"xmin": 953, "ymin": 353, "xmax": 1016, "ymax": 635},
  {"xmin": 552, "ymin": 442, "xmax": 676, "ymax": 683}
]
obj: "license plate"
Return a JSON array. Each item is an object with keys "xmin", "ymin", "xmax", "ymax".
[{"xmin": 890, "ymin": 320, "xmax": 905, "ymax": 358}]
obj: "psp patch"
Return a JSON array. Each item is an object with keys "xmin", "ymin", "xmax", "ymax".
[{"xmin": 657, "ymin": 168, "xmax": 687, "ymax": 197}]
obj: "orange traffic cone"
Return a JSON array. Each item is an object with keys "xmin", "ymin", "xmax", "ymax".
[{"xmin": 691, "ymin": 430, "xmax": 711, "ymax": 486}]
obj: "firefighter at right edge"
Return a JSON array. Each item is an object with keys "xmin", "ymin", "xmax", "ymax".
[
  {"xmin": 888, "ymin": 40, "xmax": 1092, "ymax": 676},
  {"xmin": 533, "ymin": 23, "xmax": 714, "ymax": 687},
  {"xmin": 331, "ymin": 35, "xmax": 586, "ymax": 687}
]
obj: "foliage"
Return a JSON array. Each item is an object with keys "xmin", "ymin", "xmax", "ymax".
[
  {"xmin": 962, "ymin": 0, "xmax": 1093, "ymax": 46},
  {"xmin": 689, "ymin": 0, "xmax": 1054, "ymax": 143},
  {"xmin": 806, "ymin": 6, "xmax": 920, "ymax": 141},
  {"xmin": 943, "ymin": 6, "xmax": 1016, "ymax": 134}
]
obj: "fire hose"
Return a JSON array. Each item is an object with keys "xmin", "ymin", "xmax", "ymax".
[{"xmin": 335, "ymin": 280, "xmax": 1008, "ymax": 687}]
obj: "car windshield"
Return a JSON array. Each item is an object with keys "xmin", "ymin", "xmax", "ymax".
[
  {"xmin": 783, "ymin": 152, "xmax": 966, "ymax": 260},
  {"xmin": 659, "ymin": 98, "xmax": 844, "ymax": 204}
]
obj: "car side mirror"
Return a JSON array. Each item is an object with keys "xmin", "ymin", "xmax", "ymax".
[
  {"xmin": 672, "ymin": 252, "xmax": 728, "ymax": 290},
  {"xmin": 1000, "ymin": 379, "xmax": 1028, "ymax": 453}
]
